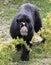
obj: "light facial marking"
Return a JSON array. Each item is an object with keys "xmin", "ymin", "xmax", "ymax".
[
  {"xmin": 20, "ymin": 26, "xmax": 28, "ymax": 36},
  {"xmin": 22, "ymin": 22, "xmax": 25, "ymax": 26}
]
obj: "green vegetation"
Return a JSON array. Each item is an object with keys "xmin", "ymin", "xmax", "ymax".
[{"xmin": 0, "ymin": 0, "xmax": 51, "ymax": 65}]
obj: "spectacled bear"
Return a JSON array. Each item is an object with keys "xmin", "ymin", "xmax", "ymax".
[{"xmin": 10, "ymin": 3, "xmax": 42, "ymax": 61}]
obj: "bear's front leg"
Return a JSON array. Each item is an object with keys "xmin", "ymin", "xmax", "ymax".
[
  {"xmin": 21, "ymin": 45, "xmax": 29, "ymax": 61},
  {"xmin": 16, "ymin": 44, "xmax": 22, "ymax": 51}
]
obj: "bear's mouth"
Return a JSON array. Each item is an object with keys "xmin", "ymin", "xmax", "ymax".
[{"xmin": 20, "ymin": 31, "xmax": 28, "ymax": 36}]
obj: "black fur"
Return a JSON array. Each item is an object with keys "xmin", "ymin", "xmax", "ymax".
[{"xmin": 10, "ymin": 3, "xmax": 42, "ymax": 61}]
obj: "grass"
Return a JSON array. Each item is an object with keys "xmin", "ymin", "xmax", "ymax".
[{"xmin": 0, "ymin": 0, "xmax": 51, "ymax": 65}]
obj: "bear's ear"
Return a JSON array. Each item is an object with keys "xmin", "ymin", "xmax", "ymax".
[
  {"xmin": 34, "ymin": 10, "xmax": 42, "ymax": 33},
  {"xmin": 16, "ymin": 18, "xmax": 20, "ymax": 23}
]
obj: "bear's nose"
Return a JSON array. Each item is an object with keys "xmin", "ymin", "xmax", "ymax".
[{"xmin": 21, "ymin": 26, "xmax": 28, "ymax": 32}]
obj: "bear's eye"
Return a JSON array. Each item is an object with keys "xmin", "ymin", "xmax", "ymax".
[
  {"xmin": 19, "ymin": 22, "xmax": 23, "ymax": 27},
  {"xmin": 20, "ymin": 24, "xmax": 22, "ymax": 27},
  {"xmin": 25, "ymin": 22, "xmax": 28, "ymax": 27}
]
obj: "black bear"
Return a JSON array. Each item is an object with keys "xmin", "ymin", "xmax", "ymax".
[{"xmin": 10, "ymin": 3, "xmax": 42, "ymax": 61}]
